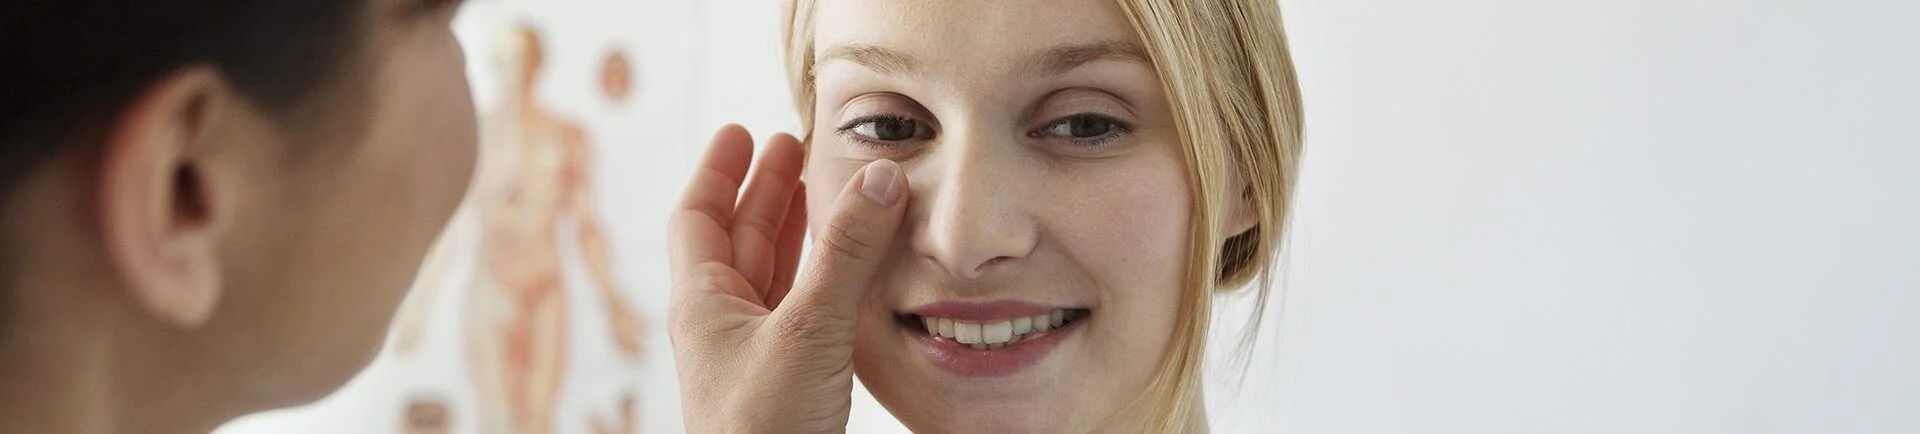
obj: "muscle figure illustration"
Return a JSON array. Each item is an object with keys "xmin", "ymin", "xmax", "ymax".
[{"xmin": 458, "ymin": 24, "xmax": 646, "ymax": 434}]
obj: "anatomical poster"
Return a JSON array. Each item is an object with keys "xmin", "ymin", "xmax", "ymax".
[{"xmin": 220, "ymin": 1, "xmax": 699, "ymax": 433}]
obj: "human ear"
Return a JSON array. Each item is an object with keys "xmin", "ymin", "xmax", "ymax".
[{"xmin": 96, "ymin": 68, "xmax": 247, "ymax": 328}]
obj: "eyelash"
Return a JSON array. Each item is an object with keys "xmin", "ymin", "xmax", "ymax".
[
  {"xmin": 833, "ymin": 114, "xmax": 927, "ymax": 149},
  {"xmin": 831, "ymin": 113, "xmax": 1134, "ymax": 150},
  {"xmin": 1033, "ymin": 113, "xmax": 1134, "ymax": 148}
]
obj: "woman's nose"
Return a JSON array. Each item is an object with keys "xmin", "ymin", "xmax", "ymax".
[{"xmin": 906, "ymin": 131, "xmax": 1038, "ymax": 280}]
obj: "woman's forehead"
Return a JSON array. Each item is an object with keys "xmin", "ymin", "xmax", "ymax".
[{"xmin": 811, "ymin": 0, "xmax": 1142, "ymax": 67}]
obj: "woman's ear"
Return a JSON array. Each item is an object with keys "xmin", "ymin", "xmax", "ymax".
[
  {"xmin": 96, "ymin": 68, "xmax": 241, "ymax": 329},
  {"xmin": 1224, "ymin": 183, "xmax": 1259, "ymax": 239}
]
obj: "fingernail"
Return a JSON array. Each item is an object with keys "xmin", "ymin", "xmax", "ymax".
[{"xmin": 861, "ymin": 160, "xmax": 900, "ymax": 206}]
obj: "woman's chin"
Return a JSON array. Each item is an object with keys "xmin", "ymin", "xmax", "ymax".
[
  {"xmin": 892, "ymin": 403, "xmax": 1065, "ymax": 434},
  {"xmin": 861, "ymin": 380, "xmax": 1078, "ymax": 434}
]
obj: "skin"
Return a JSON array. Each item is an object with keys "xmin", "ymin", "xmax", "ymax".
[
  {"xmin": 0, "ymin": 0, "xmax": 476, "ymax": 433},
  {"xmin": 669, "ymin": 0, "xmax": 1258, "ymax": 432}
]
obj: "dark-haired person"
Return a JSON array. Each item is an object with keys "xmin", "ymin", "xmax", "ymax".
[{"xmin": 0, "ymin": 0, "xmax": 478, "ymax": 432}]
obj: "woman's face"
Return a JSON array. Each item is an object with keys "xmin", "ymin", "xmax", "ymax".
[{"xmin": 802, "ymin": 0, "xmax": 1191, "ymax": 430}]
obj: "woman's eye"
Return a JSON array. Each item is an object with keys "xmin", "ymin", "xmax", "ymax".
[
  {"xmin": 1042, "ymin": 114, "xmax": 1125, "ymax": 140},
  {"xmin": 846, "ymin": 116, "xmax": 929, "ymax": 142}
]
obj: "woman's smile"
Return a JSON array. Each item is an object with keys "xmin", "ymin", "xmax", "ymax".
[{"xmin": 894, "ymin": 300, "xmax": 1093, "ymax": 377}]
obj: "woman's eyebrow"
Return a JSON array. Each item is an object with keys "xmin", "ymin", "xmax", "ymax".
[
  {"xmin": 1028, "ymin": 40, "xmax": 1151, "ymax": 77},
  {"xmin": 814, "ymin": 40, "xmax": 1149, "ymax": 78},
  {"xmin": 818, "ymin": 44, "xmax": 919, "ymax": 77}
]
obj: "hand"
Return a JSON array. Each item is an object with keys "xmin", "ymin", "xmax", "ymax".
[{"xmin": 667, "ymin": 125, "xmax": 908, "ymax": 433}]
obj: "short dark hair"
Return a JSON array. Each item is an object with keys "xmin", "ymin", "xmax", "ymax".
[
  {"xmin": 0, "ymin": 0, "xmax": 371, "ymax": 342},
  {"xmin": 0, "ymin": 0, "xmax": 370, "ymax": 198}
]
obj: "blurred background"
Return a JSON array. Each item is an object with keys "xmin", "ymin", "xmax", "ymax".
[{"xmin": 218, "ymin": 0, "xmax": 1918, "ymax": 433}]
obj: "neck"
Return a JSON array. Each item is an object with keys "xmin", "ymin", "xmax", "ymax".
[{"xmin": 0, "ymin": 282, "xmax": 233, "ymax": 434}]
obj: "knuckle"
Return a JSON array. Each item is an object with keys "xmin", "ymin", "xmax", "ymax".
[
  {"xmin": 819, "ymin": 218, "xmax": 876, "ymax": 262},
  {"xmin": 666, "ymin": 208, "xmax": 691, "ymax": 231},
  {"xmin": 737, "ymin": 218, "xmax": 783, "ymax": 249}
]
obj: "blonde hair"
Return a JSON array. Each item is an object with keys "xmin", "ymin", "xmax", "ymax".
[{"xmin": 781, "ymin": 0, "xmax": 1303, "ymax": 430}]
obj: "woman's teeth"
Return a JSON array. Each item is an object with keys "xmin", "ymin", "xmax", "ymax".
[{"xmin": 918, "ymin": 310, "xmax": 1074, "ymax": 350}]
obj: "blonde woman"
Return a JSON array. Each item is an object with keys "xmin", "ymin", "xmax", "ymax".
[{"xmin": 667, "ymin": 0, "xmax": 1301, "ymax": 431}]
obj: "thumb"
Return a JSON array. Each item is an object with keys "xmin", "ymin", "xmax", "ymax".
[{"xmin": 765, "ymin": 159, "xmax": 907, "ymax": 344}]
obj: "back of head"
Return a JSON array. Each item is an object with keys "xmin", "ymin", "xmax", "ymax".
[
  {"xmin": 0, "ymin": 0, "xmax": 479, "ymax": 428},
  {"xmin": 0, "ymin": 0, "xmax": 366, "ymax": 365},
  {"xmin": 0, "ymin": 0, "xmax": 366, "ymax": 193}
]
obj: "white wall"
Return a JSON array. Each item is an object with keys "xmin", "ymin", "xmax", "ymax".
[
  {"xmin": 225, "ymin": 0, "xmax": 1919, "ymax": 432},
  {"xmin": 1228, "ymin": 0, "xmax": 1919, "ymax": 432}
]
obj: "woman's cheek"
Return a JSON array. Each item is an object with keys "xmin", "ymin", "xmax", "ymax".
[
  {"xmin": 801, "ymin": 159, "xmax": 853, "ymax": 237},
  {"xmin": 1047, "ymin": 160, "xmax": 1192, "ymax": 384},
  {"xmin": 1051, "ymin": 161, "xmax": 1192, "ymax": 283}
]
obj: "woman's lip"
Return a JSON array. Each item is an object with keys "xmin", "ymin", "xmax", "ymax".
[
  {"xmin": 903, "ymin": 300, "xmax": 1071, "ymax": 322},
  {"xmin": 910, "ymin": 318, "xmax": 1079, "ymax": 377}
]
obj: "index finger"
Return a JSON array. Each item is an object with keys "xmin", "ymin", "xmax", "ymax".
[{"xmin": 668, "ymin": 125, "xmax": 756, "ymax": 274}]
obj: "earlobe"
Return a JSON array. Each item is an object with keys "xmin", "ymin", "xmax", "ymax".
[{"xmin": 97, "ymin": 68, "xmax": 234, "ymax": 328}]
